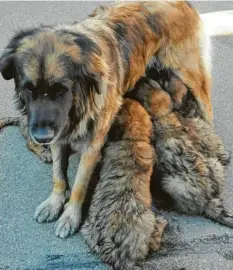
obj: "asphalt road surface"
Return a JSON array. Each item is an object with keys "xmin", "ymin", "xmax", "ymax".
[{"xmin": 1, "ymin": 2, "xmax": 233, "ymax": 270}]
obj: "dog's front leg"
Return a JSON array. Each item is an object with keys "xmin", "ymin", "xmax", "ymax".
[
  {"xmin": 34, "ymin": 143, "xmax": 69, "ymax": 223},
  {"xmin": 55, "ymin": 99, "xmax": 120, "ymax": 239},
  {"xmin": 55, "ymin": 141, "xmax": 102, "ymax": 238}
]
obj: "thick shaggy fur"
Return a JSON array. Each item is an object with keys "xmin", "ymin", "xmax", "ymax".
[
  {"xmin": 0, "ymin": 1, "xmax": 211, "ymax": 238},
  {"xmin": 127, "ymin": 73, "xmax": 232, "ymax": 227},
  {"xmin": 81, "ymin": 99, "xmax": 167, "ymax": 270}
]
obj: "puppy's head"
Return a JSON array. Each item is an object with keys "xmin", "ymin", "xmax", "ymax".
[
  {"xmin": 0, "ymin": 27, "xmax": 108, "ymax": 144},
  {"xmin": 109, "ymin": 98, "xmax": 152, "ymax": 143},
  {"xmin": 125, "ymin": 78, "xmax": 173, "ymax": 119}
]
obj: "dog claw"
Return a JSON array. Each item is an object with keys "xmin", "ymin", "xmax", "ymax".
[
  {"xmin": 39, "ymin": 148, "xmax": 53, "ymax": 163},
  {"xmin": 34, "ymin": 193, "xmax": 65, "ymax": 223},
  {"xmin": 55, "ymin": 203, "xmax": 81, "ymax": 238}
]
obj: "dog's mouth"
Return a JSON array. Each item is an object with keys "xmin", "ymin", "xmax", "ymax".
[
  {"xmin": 30, "ymin": 126, "xmax": 54, "ymax": 144},
  {"xmin": 29, "ymin": 118, "xmax": 70, "ymax": 145},
  {"xmin": 30, "ymin": 127, "xmax": 56, "ymax": 145}
]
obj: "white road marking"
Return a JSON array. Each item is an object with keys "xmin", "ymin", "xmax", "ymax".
[{"xmin": 201, "ymin": 10, "xmax": 233, "ymax": 37}]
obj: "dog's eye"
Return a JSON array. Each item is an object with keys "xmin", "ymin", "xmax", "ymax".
[
  {"xmin": 52, "ymin": 83, "xmax": 68, "ymax": 96},
  {"xmin": 23, "ymin": 82, "xmax": 35, "ymax": 92},
  {"xmin": 57, "ymin": 88, "xmax": 66, "ymax": 95}
]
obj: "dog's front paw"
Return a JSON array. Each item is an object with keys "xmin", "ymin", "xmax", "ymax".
[
  {"xmin": 34, "ymin": 193, "xmax": 65, "ymax": 223},
  {"xmin": 55, "ymin": 202, "xmax": 81, "ymax": 238}
]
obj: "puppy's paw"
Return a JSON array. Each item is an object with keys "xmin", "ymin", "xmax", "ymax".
[
  {"xmin": 27, "ymin": 140, "xmax": 53, "ymax": 164},
  {"xmin": 150, "ymin": 216, "xmax": 168, "ymax": 251},
  {"xmin": 55, "ymin": 202, "xmax": 81, "ymax": 238},
  {"xmin": 34, "ymin": 193, "xmax": 65, "ymax": 223},
  {"xmin": 38, "ymin": 146, "xmax": 53, "ymax": 163}
]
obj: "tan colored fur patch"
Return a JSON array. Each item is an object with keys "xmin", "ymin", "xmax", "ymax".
[
  {"xmin": 45, "ymin": 53, "xmax": 65, "ymax": 81},
  {"xmin": 70, "ymin": 185, "xmax": 85, "ymax": 202},
  {"xmin": 53, "ymin": 178, "xmax": 67, "ymax": 194}
]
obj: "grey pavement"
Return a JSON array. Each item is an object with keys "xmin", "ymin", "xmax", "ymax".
[{"xmin": 0, "ymin": 2, "xmax": 233, "ymax": 270}]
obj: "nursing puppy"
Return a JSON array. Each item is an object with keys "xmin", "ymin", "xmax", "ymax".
[
  {"xmin": 0, "ymin": 1, "xmax": 211, "ymax": 238},
  {"xmin": 81, "ymin": 99, "xmax": 167, "ymax": 270},
  {"xmin": 127, "ymin": 74, "xmax": 232, "ymax": 227}
]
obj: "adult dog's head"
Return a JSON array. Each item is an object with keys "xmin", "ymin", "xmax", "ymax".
[{"xmin": 0, "ymin": 27, "xmax": 108, "ymax": 144}]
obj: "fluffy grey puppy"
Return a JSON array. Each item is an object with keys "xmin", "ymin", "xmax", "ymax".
[{"xmin": 130, "ymin": 74, "xmax": 232, "ymax": 227}]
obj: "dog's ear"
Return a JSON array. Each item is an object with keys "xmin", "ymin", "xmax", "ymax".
[
  {"xmin": 82, "ymin": 71, "xmax": 102, "ymax": 95},
  {"xmin": 88, "ymin": 5, "xmax": 107, "ymax": 18},
  {"xmin": 69, "ymin": 31, "xmax": 109, "ymax": 96},
  {"xmin": 0, "ymin": 49, "xmax": 16, "ymax": 80},
  {"xmin": 76, "ymin": 55, "xmax": 109, "ymax": 96},
  {"xmin": 0, "ymin": 28, "xmax": 42, "ymax": 81}
]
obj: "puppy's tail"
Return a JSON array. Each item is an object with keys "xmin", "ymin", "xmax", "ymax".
[{"xmin": 0, "ymin": 116, "xmax": 20, "ymax": 129}]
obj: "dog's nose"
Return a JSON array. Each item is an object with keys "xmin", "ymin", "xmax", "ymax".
[{"xmin": 31, "ymin": 127, "xmax": 54, "ymax": 144}]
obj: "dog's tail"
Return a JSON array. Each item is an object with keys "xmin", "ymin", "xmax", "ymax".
[
  {"xmin": 201, "ymin": 10, "xmax": 233, "ymax": 37},
  {"xmin": 0, "ymin": 116, "xmax": 20, "ymax": 129}
]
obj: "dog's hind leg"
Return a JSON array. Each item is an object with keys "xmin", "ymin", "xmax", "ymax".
[{"xmin": 0, "ymin": 116, "xmax": 20, "ymax": 128}]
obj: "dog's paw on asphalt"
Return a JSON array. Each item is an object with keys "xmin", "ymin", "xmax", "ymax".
[
  {"xmin": 34, "ymin": 193, "xmax": 66, "ymax": 223},
  {"xmin": 55, "ymin": 202, "xmax": 81, "ymax": 238}
]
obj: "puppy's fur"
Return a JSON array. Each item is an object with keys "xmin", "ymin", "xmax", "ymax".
[
  {"xmin": 0, "ymin": 1, "xmax": 211, "ymax": 238},
  {"xmin": 81, "ymin": 99, "xmax": 167, "ymax": 270},
  {"xmin": 127, "ymin": 73, "xmax": 232, "ymax": 227}
]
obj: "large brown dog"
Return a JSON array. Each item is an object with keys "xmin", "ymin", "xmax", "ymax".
[{"xmin": 0, "ymin": 1, "xmax": 211, "ymax": 238}]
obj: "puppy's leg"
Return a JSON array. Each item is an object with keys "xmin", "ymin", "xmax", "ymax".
[
  {"xmin": 150, "ymin": 216, "xmax": 168, "ymax": 252},
  {"xmin": 0, "ymin": 116, "xmax": 20, "ymax": 128},
  {"xmin": 19, "ymin": 116, "xmax": 52, "ymax": 163},
  {"xmin": 34, "ymin": 144, "xmax": 69, "ymax": 223},
  {"xmin": 26, "ymin": 140, "xmax": 52, "ymax": 164},
  {"xmin": 205, "ymin": 198, "xmax": 233, "ymax": 228},
  {"xmin": 0, "ymin": 115, "xmax": 52, "ymax": 163},
  {"xmin": 203, "ymin": 160, "xmax": 233, "ymax": 227}
]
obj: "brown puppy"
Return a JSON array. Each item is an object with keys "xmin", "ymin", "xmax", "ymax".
[
  {"xmin": 128, "ymin": 74, "xmax": 232, "ymax": 227},
  {"xmin": 0, "ymin": 1, "xmax": 211, "ymax": 238},
  {"xmin": 81, "ymin": 99, "xmax": 167, "ymax": 270}
]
